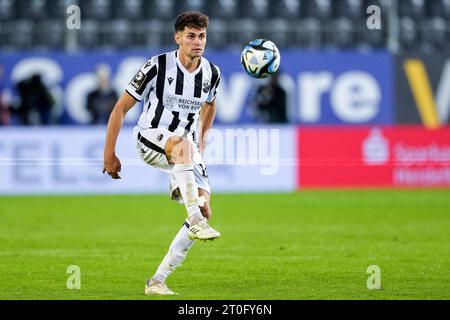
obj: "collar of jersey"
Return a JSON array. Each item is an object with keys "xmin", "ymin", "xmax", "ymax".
[{"xmin": 175, "ymin": 50, "xmax": 203, "ymax": 76}]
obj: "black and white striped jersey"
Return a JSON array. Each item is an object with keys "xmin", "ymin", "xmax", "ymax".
[{"xmin": 126, "ymin": 50, "xmax": 221, "ymax": 141}]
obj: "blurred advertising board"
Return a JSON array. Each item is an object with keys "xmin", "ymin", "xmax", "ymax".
[
  {"xmin": 298, "ymin": 126, "xmax": 450, "ymax": 188},
  {"xmin": 0, "ymin": 125, "xmax": 296, "ymax": 194},
  {"xmin": 395, "ymin": 54, "xmax": 450, "ymax": 128},
  {"xmin": 0, "ymin": 50, "xmax": 393, "ymax": 125}
]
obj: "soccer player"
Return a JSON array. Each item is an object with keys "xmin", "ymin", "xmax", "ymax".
[{"xmin": 102, "ymin": 12, "xmax": 221, "ymax": 295}]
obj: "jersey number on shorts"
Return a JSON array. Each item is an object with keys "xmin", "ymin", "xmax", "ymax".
[{"xmin": 199, "ymin": 163, "xmax": 209, "ymax": 179}]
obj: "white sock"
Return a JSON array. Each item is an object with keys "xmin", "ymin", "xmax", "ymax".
[
  {"xmin": 152, "ymin": 219, "xmax": 194, "ymax": 283},
  {"xmin": 173, "ymin": 163, "xmax": 203, "ymax": 225}
]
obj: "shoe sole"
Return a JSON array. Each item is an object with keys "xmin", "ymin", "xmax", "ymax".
[
  {"xmin": 145, "ymin": 292, "xmax": 177, "ymax": 295},
  {"xmin": 188, "ymin": 234, "xmax": 221, "ymax": 241},
  {"xmin": 145, "ymin": 288, "xmax": 178, "ymax": 295}
]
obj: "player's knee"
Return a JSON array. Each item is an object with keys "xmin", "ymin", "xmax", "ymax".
[
  {"xmin": 175, "ymin": 140, "xmax": 193, "ymax": 164},
  {"xmin": 168, "ymin": 137, "xmax": 193, "ymax": 164}
]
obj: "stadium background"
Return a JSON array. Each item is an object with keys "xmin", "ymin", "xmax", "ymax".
[
  {"xmin": 0, "ymin": 0, "xmax": 449, "ymax": 300},
  {"xmin": 1, "ymin": 0, "xmax": 449, "ymax": 193}
]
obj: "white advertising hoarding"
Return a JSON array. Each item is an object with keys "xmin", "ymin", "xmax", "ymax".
[{"xmin": 0, "ymin": 125, "xmax": 296, "ymax": 195}]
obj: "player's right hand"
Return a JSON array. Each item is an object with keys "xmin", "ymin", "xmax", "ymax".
[{"xmin": 103, "ymin": 153, "xmax": 122, "ymax": 179}]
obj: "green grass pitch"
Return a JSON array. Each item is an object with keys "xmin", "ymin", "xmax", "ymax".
[{"xmin": 0, "ymin": 190, "xmax": 449, "ymax": 300}]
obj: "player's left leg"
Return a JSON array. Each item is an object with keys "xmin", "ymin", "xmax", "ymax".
[
  {"xmin": 145, "ymin": 188, "xmax": 212, "ymax": 295},
  {"xmin": 197, "ymin": 188, "xmax": 211, "ymax": 220}
]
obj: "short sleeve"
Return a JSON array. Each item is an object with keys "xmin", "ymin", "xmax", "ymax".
[
  {"xmin": 126, "ymin": 58, "xmax": 158, "ymax": 102},
  {"xmin": 206, "ymin": 65, "xmax": 221, "ymax": 103}
]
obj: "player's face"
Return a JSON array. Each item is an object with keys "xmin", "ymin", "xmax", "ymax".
[{"xmin": 175, "ymin": 27, "xmax": 207, "ymax": 59}]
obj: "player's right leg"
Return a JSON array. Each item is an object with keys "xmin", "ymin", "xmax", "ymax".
[
  {"xmin": 165, "ymin": 136, "xmax": 220, "ymax": 241},
  {"xmin": 146, "ymin": 187, "xmax": 214, "ymax": 294}
]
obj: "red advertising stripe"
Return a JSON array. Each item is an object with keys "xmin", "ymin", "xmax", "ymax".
[{"xmin": 297, "ymin": 125, "xmax": 450, "ymax": 188}]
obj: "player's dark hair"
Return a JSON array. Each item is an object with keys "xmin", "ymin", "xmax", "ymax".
[{"xmin": 174, "ymin": 11, "xmax": 209, "ymax": 32}]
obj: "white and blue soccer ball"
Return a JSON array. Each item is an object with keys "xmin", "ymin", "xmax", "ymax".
[{"xmin": 240, "ymin": 39, "xmax": 281, "ymax": 79}]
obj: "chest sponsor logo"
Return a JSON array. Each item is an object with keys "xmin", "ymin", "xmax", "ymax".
[
  {"xmin": 165, "ymin": 95, "xmax": 178, "ymax": 110},
  {"xmin": 165, "ymin": 94, "xmax": 202, "ymax": 111}
]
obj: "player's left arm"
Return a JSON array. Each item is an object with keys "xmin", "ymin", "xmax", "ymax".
[{"xmin": 199, "ymin": 98, "xmax": 216, "ymax": 155}]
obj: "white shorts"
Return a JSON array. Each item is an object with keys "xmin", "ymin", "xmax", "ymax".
[{"xmin": 133, "ymin": 126, "xmax": 211, "ymax": 203}]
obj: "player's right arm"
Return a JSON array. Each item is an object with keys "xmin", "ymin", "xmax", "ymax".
[
  {"xmin": 103, "ymin": 92, "xmax": 137, "ymax": 179},
  {"xmin": 103, "ymin": 57, "xmax": 157, "ymax": 179}
]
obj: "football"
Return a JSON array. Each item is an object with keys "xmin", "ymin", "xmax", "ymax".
[{"xmin": 240, "ymin": 39, "xmax": 281, "ymax": 79}]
